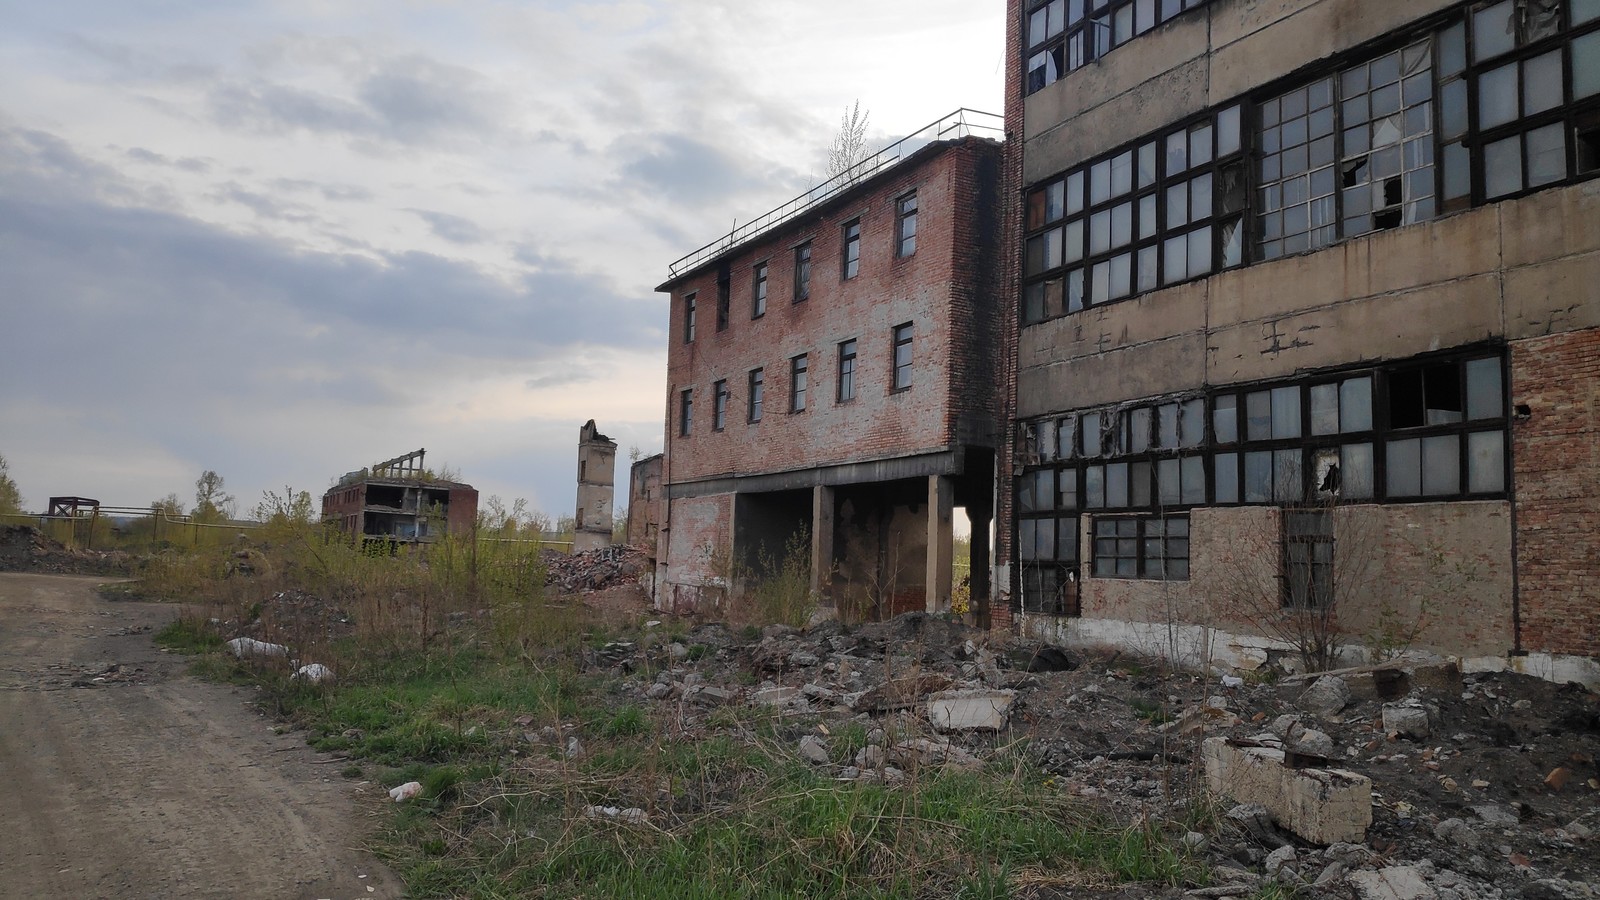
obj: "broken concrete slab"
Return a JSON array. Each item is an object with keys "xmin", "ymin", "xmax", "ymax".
[
  {"xmin": 1383, "ymin": 704, "xmax": 1432, "ymax": 739},
  {"xmin": 926, "ymin": 689, "xmax": 1017, "ymax": 732},
  {"xmin": 798, "ymin": 734, "xmax": 829, "ymax": 765},
  {"xmin": 749, "ymin": 685, "xmax": 801, "ymax": 707},
  {"xmin": 1203, "ymin": 737, "xmax": 1372, "ymax": 845},
  {"xmin": 1284, "ymin": 661, "xmax": 1464, "ymax": 701},
  {"xmin": 1347, "ymin": 865, "xmax": 1438, "ymax": 900},
  {"xmin": 1297, "ymin": 675, "xmax": 1352, "ymax": 718}
]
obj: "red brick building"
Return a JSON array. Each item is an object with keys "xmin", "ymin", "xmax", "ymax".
[
  {"xmin": 320, "ymin": 449, "xmax": 477, "ymax": 545},
  {"xmin": 1001, "ymin": 0, "xmax": 1600, "ymax": 686},
  {"xmin": 655, "ymin": 111, "xmax": 1004, "ymax": 621}
]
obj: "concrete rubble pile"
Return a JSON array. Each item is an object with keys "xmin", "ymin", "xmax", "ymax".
[
  {"xmin": 559, "ymin": 610, "xmax": 1599, "ymax": 899},
  {"xmin": 543, "ymin": 545, "xmax": 647, "ymax": 593}
]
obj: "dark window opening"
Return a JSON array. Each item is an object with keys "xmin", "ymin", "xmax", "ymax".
[
  {"xmin": 1091, "ymin": 515, "xmax": 1189, "ymax": 580},
  {"xmin": 790, "ymin": 354, "xmax": 808, "ymax": 412},
  {"xmin": 678, "ymin": 389, "xmax": 693, "ymax": 437},
  {"xmin": 1283, "ymin": 509, "xmax": 1333, "ymax": 608},
  {"xmin": 715, "ymin": 266, "xmax": 731, "ymax": 332},
  {"xmin": 683, "ymin": 293, "xmax": 696, "ymax": 343},
  {"xmin": 753, "ymin": 262, "xmax": 768, "ymax": 318},
  {"xmin": 712, "ymin": 380, "xmax": 728, "ymax": 431},
  {"xmin": 896, "ymin": 192, "xmax": 918, "ymax": 257}
]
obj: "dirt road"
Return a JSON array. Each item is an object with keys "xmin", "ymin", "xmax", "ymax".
[{"xmin": 0, "ymin": 574, "xmax": 399, "ymax": 900}]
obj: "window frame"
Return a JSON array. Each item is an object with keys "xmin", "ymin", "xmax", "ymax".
[
  {"xmin": 712, "ymin": 379, "xmax": 728, "ymax": 431},
  {"xmin": 748, "ymin": 368, "xmax": 764, "ymax": 423},
  {"xmin": 1024, "ymin": 0, "xmax": 1216, "ymax": 97},
  {"xmin": 793, "ymin": 242, "xmax": 812, "ymax": 302},
  {"xmin": 842, "ymin": 219, "xmax": 862, "ymax": 280},
  {"xmin": 752, "ymin": 261, "xmax": 768, "ymax": 319},
  {"xmin": 683, "ymin": 293, "xmax": 696, "ymax": 343},
  {"xmin": 890, "ymin": 322, "xmax": 914, "ymax": 392},
  {"xmin": 678, "ymin": 388, "xmax": 693, "ymax": 437},
  {"xmin": 837, "ymin": 339, "xmax": 858, "ymax": 403},
  {"xmin": 790, "ymin": 353, "xmax": 808, "ymax": 413},
  {"xmin": 895, "ymin": 192, "xmax": 918, "ymax": 257},
  {"xmin": 1090, "ymin": 514, "xmax": 1190, "ymax": 581}
]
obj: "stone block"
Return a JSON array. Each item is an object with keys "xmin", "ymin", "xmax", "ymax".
[
  {"xmin": 1203, "ymin": 737, "xmax": 1372, "ymax": 845},
  {"xmin": 1382, "ymin": 704, "xmax": 1432, "ymax": 739},
  {"xmin": 1347, "ymin": 865, "xmax": 1438, "ymax": 900},
  {"xmin": 926, "ymin": 689, "xmax": 1017, "ymax": 732}
]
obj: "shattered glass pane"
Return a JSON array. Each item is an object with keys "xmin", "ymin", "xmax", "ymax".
[
  {"xmin": 1221, "ymin": 218, "xmax": 1243, "ymax": 268},
  {"xmin": 1526, "ymin": 0, "xmax": 1560, "ymax": 41},
  {"xmin": 1067, "ymin": 268, "xmax": 1085, "ymax": 312},
  {"xmin": 1179, "ymin": 399, "xmax": 1204, "ymax": 448},
  {"xmin": 1213, "ymin": 395, "xmax": 1238, "ymax": 443}
]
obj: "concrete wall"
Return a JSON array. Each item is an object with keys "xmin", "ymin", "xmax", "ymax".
[{"xmin": 659, "ymin": 494, "xmax": 732, "ymax": 614}]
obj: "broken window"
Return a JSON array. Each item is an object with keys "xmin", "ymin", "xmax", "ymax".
[
  {"xmin": 1024, "ymin": 0, "xmax": 1214, "ymax": 95},
  {"xmin": 790, "ymin": 354, "xmax": 807, "ymax": 413},
  {"xmin": 1459, "ymin": 1, "xmax": 1600, "ymax": 200},
  {"xmin": 683, "ymin": 293, "xmax": 696, "ymax": 343},
  {"xmin": 837, "ymin": 339, "xmax": 857, "ymax": 402},
  {"xmin": 1091, "ymin": 515, "xmax": 1188, "ymax": 580},
  {"xmin": 793, "ymin": 242, "xmax": 811, "ymax": 302},
  {"xmin": 752, "ymin": 262, "xmax": 768, "ymax": 318},
  {"xmin": 896, "ymin": 192, "xmax": 918, "ymax": 257},
  {"xmin": 747, "ymin": 369, "xmax": 763, "ymax": 424},
  {"xmin": 842, "ymin": 219, "xmax": 861, "ymax": 280},
  {"xmin": 679, "ymin": 389, "xmax": 693, "ymax": 437},
  {"xmin": 1258, "ymin": 38, "xmax": 1436, "ymax": 261},
  {"xmin": 1022, "ymin": 103, "xmax": 1244, "ymax": 320},
  {"xmin": 891, "ymin": 322, "xmax": 914, "ymax": 391},
  {"xmin": 1282, "ymin": 510, "xmax": 1333, "ymax": 608},
  {"xmin": 713, "ymin": 380, "xmax": 728, "ymax": 431},
  {"xmin": 1383, "ymin": 353, "xmax": 1506, "ymax": 497}
]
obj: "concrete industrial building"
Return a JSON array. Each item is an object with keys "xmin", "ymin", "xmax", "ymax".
[
  {"xmin": 321, "ymin": 449, "xmax": 477, "ymax": 544},
  {"xmin": 1002, "ymin": 0, "xmax": 1600, "ymax": 683},
  {"xmin": 655, "ymin": 111, "xmax": 1006, "ymax": 621}
]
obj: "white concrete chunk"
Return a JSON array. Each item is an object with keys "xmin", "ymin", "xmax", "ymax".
[
  {"xmin": 1203, "ymin": 737, "xmax": 1372, "ymax": 845},
  {"xmin": 926, "ymin": 689, "xmax": 1016, "ymax": 732},
  {"xmin": 1348, "ymin": 866, "xmax": 1438, "ymax": 900}
]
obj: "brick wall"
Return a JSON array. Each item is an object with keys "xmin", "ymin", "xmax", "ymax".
[
  {"xmin": 994, "ymin": 0, "xmax": 1026, "ymax": 621},
  {"xmin": 661, "ymin": 139, "xmax": 1002, "ymax": 485},
  {"xmin": 662, "ymin": 493, "xmax": 733, "ymax": 613},
  {"xmin": 1512, "ymin": 326, "xmax": 1600, "ymax": 659}
]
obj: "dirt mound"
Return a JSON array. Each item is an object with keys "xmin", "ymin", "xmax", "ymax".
[{"xmin": 0, "ymin": 524, "xmax": 131, "ymax": 575}]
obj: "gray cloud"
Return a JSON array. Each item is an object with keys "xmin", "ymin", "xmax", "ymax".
[{"xmin": 411, "ymin": 209, "xmax": 486, "ymax": 245}]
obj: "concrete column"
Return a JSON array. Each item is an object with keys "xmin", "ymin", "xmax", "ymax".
[
  {"xmin": 811, "ymin": 484, "xmax": 835, "ymax": 605},
  {"xmin": 926, "ymin": 475, "xmax": 954, "ymax": 613}
]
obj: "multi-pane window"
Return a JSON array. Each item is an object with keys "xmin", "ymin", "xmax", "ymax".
[
  {"xmin": 1283, "ymin": 510, "xmax": 1333, "ymax": 608},
  {"xmin": 752, "ymin": 262, "xmax": 768, "ymax": 318},
  {"xmin": 794, "ymin": 243, "xmax": 812, "ymax": 301},
  {"xmin": 1257, "ymin": 39, "xmax": 1436, "ymax": 261},
  {"xmin": 1020, "ymin": 5, "xmax": 1599, "ymax": 327},
  {"xmin": 896, "ymin": 192, "xmax": 918, "ymax": 257},
  {"xmin": 1023, "ymin": 106, "xmax": 1245, "ymax": 323},
  {"xmin": 748, "ymin": 369, "xmax": 764, "ymax": 423},
  {"xmin": 1024, "ymin": 0, "xmax": 1214, "ymax": 95},
  {"xmin": 842, "ymin": 220, "xmax": 862, "ymax": 279},
  {"xmin": 1092, "ymin": 516, "xmax": 1189, "ymax": 579},
  {"xmin": 1450, "ymin": 1, "xmax": 1600, "ymax": 203},
  {"xmin": 679, "ymin": 389, "xmax": 693, "ymax": 437},
  {"xmin": 837, "ymin": 339, "xmax": 857, "ymax": 402},
  {"xmin": 712, "ymin": 380, "xmax": 728, "ymax": 431},
  {"xmin": 891, "ymin": 323, "xmax": 914, "ymax": 390},
  {"xmin": 683, "ymin": 293, "xmax": 696, "ymax": 343},
  {"xmin": 790, "ymin": 354, "xmax": 808, "ymax": 412}
]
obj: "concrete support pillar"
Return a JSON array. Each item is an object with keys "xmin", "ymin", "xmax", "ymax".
[
  {"xmin": 811, "ymin": 484, "xmax": 835, "ymax": 605},
  {"xmin": 926, "ymin": 475, "xmax": 954, "ymax": 613}
]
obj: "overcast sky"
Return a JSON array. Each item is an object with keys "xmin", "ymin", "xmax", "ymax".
[{"xmin": 0, "ymin": 0, "xmax": 1004, "ymax": 520}]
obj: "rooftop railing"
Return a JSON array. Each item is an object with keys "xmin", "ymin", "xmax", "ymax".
[{"xmin": 665, "ymin": 108, "xmax": 1004, "ymax": 280}]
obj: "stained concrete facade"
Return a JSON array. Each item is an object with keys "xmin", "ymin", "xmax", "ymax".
[
  {"xmin": 573, "ymin": 420, "xmax": 617, "ymax": 554},
  {"xmin": 655, "ymin": 122, "xmax": 1004, "ymax": 621},
  {"xmin": 1005, "ymin": 0, "xmax": 1600, "ymax": 684}
]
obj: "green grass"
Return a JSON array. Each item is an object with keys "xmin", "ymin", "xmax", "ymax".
[{"xmin": 153, "ymin": 616, "xmax": 225, "ymax": 654}]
